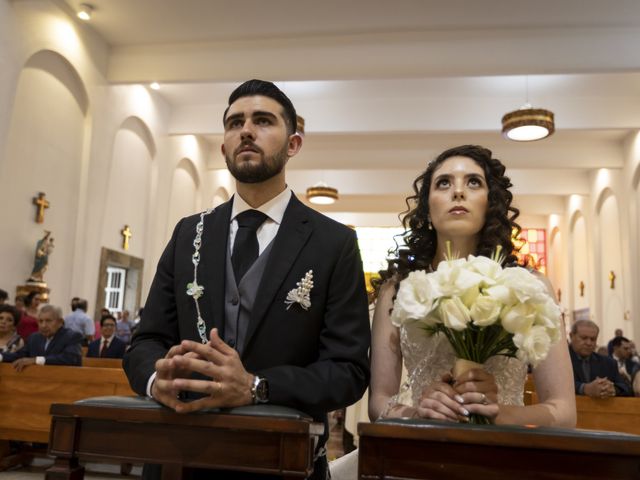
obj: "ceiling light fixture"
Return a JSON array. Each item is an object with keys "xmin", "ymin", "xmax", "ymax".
[
  {"xmin": 77, "ymin": 3, "xmax": 94, "ymax": 21},
  {"xmin": 150, "ymin": 82, "xmax": 160, "ymax": 90},
  {"xmin": 501, "ymin": 77, "xmax": 555, "ymax": 142},
  {"xmin": 306, "ymin": 182, "xmax": 338, "ymax": 205}
]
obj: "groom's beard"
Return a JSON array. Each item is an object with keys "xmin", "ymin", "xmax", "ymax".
[{"xmin": 226, "ymin": 141, "xmax": 289, "ymax": 184}]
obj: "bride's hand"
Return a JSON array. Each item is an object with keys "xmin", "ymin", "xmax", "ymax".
[
  {"xmin": 416, "ymin": 373, "xmax": 470, "ymax": 422},
  {"xmin": 453, "ymin": 368, "xmax": 499, "ymax": 421}
]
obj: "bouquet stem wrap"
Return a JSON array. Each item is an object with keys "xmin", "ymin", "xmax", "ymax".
[{"xmin": 452, "ymin": 358, "xmax": 492, "ymax": 425}]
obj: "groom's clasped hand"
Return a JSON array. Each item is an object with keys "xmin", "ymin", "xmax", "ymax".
[{"xmin": 152, "ymin": 327, "xmax": 254, "ymax": 413}]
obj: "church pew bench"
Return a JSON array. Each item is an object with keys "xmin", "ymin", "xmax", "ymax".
[
  {"xmin": 358, "ymin": 418, "xmax": 640, "ymax": 480},
  {"xmin": 47, "ymin": 396, "xmax": 324, "ymax": 480},
  {"xmin": 82, "ymin": 357, "xmax": 123, "ymax": 368},
  {"xmin": 0, "ymin": 363, "xmax": 134, "ymax": 444},
  {"xmin": 524, "ymin": 381, "xmax": 640, "ymax": 436}
]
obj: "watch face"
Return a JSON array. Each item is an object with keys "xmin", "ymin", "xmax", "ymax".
[{"xmin": 256, "ymin": 378, "xmax": 269, "ymax": 402}]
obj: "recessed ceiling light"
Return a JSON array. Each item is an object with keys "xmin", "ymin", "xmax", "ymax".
[
  {"xmin": 150, "ymin": 82, "xmax": 160, "ymax": 90},
  {"xmin": 77, "ymin": 3, "xmax": 94, "ymax": 21}
]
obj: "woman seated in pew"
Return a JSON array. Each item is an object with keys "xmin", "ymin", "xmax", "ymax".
[
  {"xmin": 0, "ymin": 305, "xmax": 24, "ymax": 353},
  {"xmin": 331, "ymin": 145, "xmax": 576, "ymax": 479}
]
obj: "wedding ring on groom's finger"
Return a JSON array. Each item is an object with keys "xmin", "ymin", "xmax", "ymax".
[{"xmin": 480, "ymin": 393, "xmax": 489, "ymax": 405}]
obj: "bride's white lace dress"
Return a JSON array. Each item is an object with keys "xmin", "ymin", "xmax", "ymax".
[{"xmin": 329, "ymin": 322, "xmax": 527, "ymax": 480}]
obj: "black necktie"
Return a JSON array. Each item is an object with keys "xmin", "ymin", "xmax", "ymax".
[{"xmin": 232, "ymin": 210, "xmax": 267, "ymax": 282}]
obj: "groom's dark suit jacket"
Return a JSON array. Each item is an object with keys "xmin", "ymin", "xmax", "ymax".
[
  {"xmin": 124, "ymin": 194, "xmax": 371, "ymax": 417},
  {"xmin": 2, "ymin": 326, "xmax": 82, "ymax": 365}
]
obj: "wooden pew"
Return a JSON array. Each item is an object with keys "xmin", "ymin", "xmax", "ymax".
[
  {"xmin": 0, "ymin": 363, "xmax": 134, "ymax": 444},
  {"xmin": 82, "ymin": 357, "xmax": 123, "ymax": 368},
  {"xmin": 523, "ymin": 374, "xmax": 640, "ymax": 436},
  {"xmin": 358, "ymin": 419, "xmax": 640, "ymax": 480},
  {"xmin": 47, "ymin": 397, "xmax": 323, "ymax": 479}
]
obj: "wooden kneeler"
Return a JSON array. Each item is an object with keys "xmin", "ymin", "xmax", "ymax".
[{"xmin": 46, "ymin": 396, "xmax": 324, "ymax": 480}]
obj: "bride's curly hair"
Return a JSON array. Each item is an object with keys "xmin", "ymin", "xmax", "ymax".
[{"xmin": 377, "ymin": 145, "xmax": 521, "ymax": 287}]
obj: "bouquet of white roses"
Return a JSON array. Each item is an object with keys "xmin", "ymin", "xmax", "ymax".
[{"xmin": 390, "ymin": 250, "xmax": 561, "ymax": 423}]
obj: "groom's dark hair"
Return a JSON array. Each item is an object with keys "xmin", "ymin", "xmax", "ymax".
[{"xmin": 223, "ymin": 79, "xmax": 298, "ymax": 135}]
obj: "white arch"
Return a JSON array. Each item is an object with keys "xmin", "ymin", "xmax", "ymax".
[
  {"xmin": 118, "ymin": 116, "xmax": 157, "ymax": 158},
  {"xmin": 176, "ymin": 157, "xmax": 200, "ymax": 188},
  {"xmin": 24, "ymin": 49, "xmax": 89, "ymax": 115}
]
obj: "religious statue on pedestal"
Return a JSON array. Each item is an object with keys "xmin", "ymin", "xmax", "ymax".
[{"xmin": 28, "ymin": 230, "xmax": 55, "ymax": 284}]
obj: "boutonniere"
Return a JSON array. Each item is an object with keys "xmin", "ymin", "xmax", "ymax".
[
  {"xmin": 285, "ymin": 270, "xmax": 314, "ymax": 310},
  {"xmin": 186, "ymin": 281, "xmax": 204, "ymax": 300}
]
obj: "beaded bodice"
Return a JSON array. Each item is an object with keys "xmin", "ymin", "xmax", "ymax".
[{"xmin": 391, "ymin": 322, "xmax": 527, "ymax": 409}]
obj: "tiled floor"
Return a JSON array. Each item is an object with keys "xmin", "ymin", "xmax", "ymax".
[{"xmin": 0, "ymin": 458, "xmax": 141, "ymax": 479}]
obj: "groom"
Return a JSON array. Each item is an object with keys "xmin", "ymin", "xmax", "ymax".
[{"xmin": 124, "ymin": 79, "xmax": 371, "ymax": 479}]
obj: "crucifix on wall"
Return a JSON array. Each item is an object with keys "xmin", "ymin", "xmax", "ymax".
[
  {"xmin": 579, "ymin": 281, "xmax": 585, "ymax": 297},
  {"xmin": 32, "ymin": 192, "xmax": 50, "ymax": 224},
  {"xmin": 609, "ymin": 270, "xmax": 616, "ymax": 289},
  {"xmin": 121, "ymin": 225, "xmax": 132, "ymax": 251}
]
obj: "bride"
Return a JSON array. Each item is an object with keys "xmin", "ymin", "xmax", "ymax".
[{"xmin": 331, "ymin": 145, "xmax": 576, "ymax": 479}]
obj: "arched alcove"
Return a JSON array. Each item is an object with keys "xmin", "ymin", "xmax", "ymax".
[
  {"xmin": 597, "ymin": 190, "xmax": 625, "ymax": 340},
  {"xmin": 102, "ymin": 116, "xmax": 155, "ymax": 259},
  {"xmin": 0, "ymin": 49, "xmax": 88, "ymax": 305},
  {"xmin": 166, "ymin": 158, "xmax": 200, "ymax": 240},
  {"xmin": 212, "ymin": 186, "xmax": 230, "ymax": 207},
  {"xmin": 24, "ymin": 49, "xmax": 89, "ymax": 115},
  {"xmin": 570, "ymin": 212, "xmax": 590, "ymax": 313},
  {"xmin": 549, "ymin": 226, "xmax": 562, "ymax": 300},
  {"xmin": 119, "ymin": 116, "xmax": 156, "ymax": 158}
]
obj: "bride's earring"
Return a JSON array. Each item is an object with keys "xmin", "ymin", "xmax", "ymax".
[{"xmin": 427, "ymin": 215, "xmax": 433, "ymax": 230}]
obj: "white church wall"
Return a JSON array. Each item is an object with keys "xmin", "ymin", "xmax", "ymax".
[
  {"xmin": 589, "ymin": 168, "xmax": 631, "ymax": 343},
  {"xmin": 567, "ymin": 197, "xmax": 592, "ymax": 318},
  {"xmin": 596, "ymin": 190, "xmax": 625, "ymax": 341},
  {"xmin": 621, "ymin": 131, "xmax": 640, "ymax": 342},
  {"xmin": 0, "ymin": 1, "xmax": 183, "ymax": 314},
  {"xmin": 166, "ymin": 158, "xmax": 199, "ymax": 241},
  {"xmin": 0, "ymin": 49, "xmax": 87, "ymax": 306}
]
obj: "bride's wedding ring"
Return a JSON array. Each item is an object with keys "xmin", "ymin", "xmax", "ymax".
[{"xmin": 480, "ymin": 393, "xmax": 488, "ymax": 405}]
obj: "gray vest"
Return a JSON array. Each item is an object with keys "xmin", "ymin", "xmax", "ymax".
[{"xmin": 223, "ymin": 241, "xmax": 274, "ymax": 355}]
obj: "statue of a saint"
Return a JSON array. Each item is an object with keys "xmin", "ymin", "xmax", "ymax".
[{"xmin": 28, "ymin": 231, "xmax": 55, "ymax": 283}]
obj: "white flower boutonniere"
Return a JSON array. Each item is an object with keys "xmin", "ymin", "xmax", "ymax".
[{"xmin": 285, "ymin": 270, "xmax": 314, "ymax": 310}]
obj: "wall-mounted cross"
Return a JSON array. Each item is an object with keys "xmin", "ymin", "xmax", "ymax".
[
  {"xmin": 32, "ymin": 192, "xmax": 50, "ymax": 224},
  {"xmin": 121, "ymin": 225, "xmax": 132, "ymax": 251}
]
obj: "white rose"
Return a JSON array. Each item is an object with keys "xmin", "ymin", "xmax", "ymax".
[
  {"xmin": 535, "ymin": 299, "xmax": 561, "ymax": 329},
  {"xmin": 461, "ymin": 285, "xmax": 480, "ymax": 309},
  {"xmin": 470, "ymin": 294, "xmax": 501, "ymax": 327},
  {"xmin": 514, "ymin": 325, "xmax": 552, "ymax": 366},
  {"xmin": 439, "ymin": 297, "xmax": 471, "ymax": 331},
  {"xmin": 497, "ymin": 267, "xmax": 546, "ymax": 304},
  {"xmin": 466, "ymin": 255, "xmax": 502, "ymax": 283},
  {"xmin": 434, "ymin": 259, "xmax": 485, "ymax": 297},
  {"xmin": 500, "ymin": 303, "xmax": 536, "ymax": 334},
  {"xmin": 391, "ymin": 270, "xmax": 439, "ymax": 326},
  {"xmin": 484, "ymin": 284, "xmax": 514, "ymax": 306}
]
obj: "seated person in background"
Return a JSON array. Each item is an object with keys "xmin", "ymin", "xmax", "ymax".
[
  {"xmin": 569, "ymin": 320, "xmax": 631, "ymax": 397},
  {"xmin": 17, "ymin": 291, "xmax": 40, "ymax": 340},
  {"xmin": 607, "ymin": 328, "xmax": 623, "ymax": 355},
  {"xmin": 87, "ymin": 314, "xmax": 126, "ymax": 358},
  {"xmin": 116, "ymin": 310, "xmax": 132, "ymax": 344},
  {"xmin": 0, "ymin": 304, "xmax": 82, "ymax": 371},
  {"xmin": 610, "ymin": 336, "xmax": 636, "ymax": 385},
  {"xmin": 0, "ymin": 305, "xmax": 24, "ymax": 353},
  {"xmin": 596, "ymin": 345, "xmax": 608, "ymax": 356},
  {"xmin": 64, "ymin": 298, "xmax": 95, "ymax": 345}
]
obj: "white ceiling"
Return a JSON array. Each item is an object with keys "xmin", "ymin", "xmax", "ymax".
[{"xmin": 63, "ymin": 0, "xmax": 640, "ymax": 221}]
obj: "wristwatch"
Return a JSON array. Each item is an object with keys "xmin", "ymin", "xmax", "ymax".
[{"xmin": 251, "ymin": 376, "xmax": 269, "ymax": 404}]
